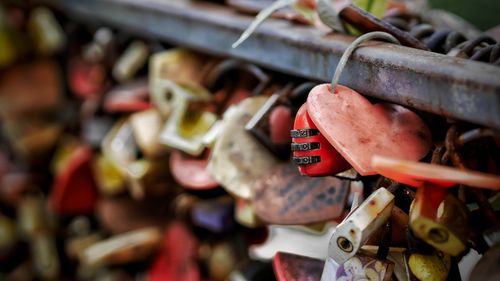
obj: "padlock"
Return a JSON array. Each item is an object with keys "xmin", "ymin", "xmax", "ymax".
[
  {"xmin": 92, "ymin": 153, "xmax": 126, "ymax": 196},
  {"xmin": 69, "ymin": 28, "xmax": 114, "ymax": 99},
  {"xmin": 252, "ymin": 162, "xmax": 349, "ymax": 225},
  {"xmin": 301, "ymin": 32, "xmax": 431, "ymax": 176},
  {"xmin": 112, "ymin": 40, "xmax": 149, "ymax": 82},
  {"xmin": 245, "ymin": 85, "xmax": 293, "ymax": 159},
  {"xmin": 157, "ymin": 81, "xmax": 217, "ymax": 156},
  {"xmin": 291, "ymin": 103, "xmax": 351, "ymax": 177},
  {"xmin": 327, "ymin": 188, "xmax": 395, "ymax": 264},
  {"xmin": 249, "ymin": 223, "xmax": 336, "ymax": 261},
  {"xmin": 0, "ymin": 213, "xmax": 17, "ymax": 261},
  {"xmin": 169, "ymin": 150, "xmax": 219, "ymax": 190},
  {"xmin": 404, "ymin": 251, "xmax": 451, "ymax": 281},
  {"xmin": 235, "ymin": 198, "xmax": 263, "ymax": 228},
  {"xmin": 203, "ymin": 240, "xmax": 248, "ymax": 281},
  {"xmin": 147, "ymin": 222, "xmax": 200, "ymax": 281},
  {"xmin": 81, "ymin": 115, "xmax": 114, "ymax": 148},
  {"xmin": 409, "ymin": 186, "xmax": 469, "ymax": 257},
  {"xmin": 104, "ymin": 79, "xmax": 151, "ymax": 113},
  {"xmin": 273, "ymin": 252, "xmax": 324, "ymax": 281},
  {"xmin": 68, "ymin": 57, "xmax": 108, "ymax": 99},
  {"xmin": 50, "ymin": 144, "xmax": 98, "ymax": 215},
  {"xmin": 83, "ymin": 227, "xmax": 162, "ymax": 266},
  {"xmin": 129, "ymin": 108, "xmax": 164, "ymax": 157},
  {"xmin": 149, "ymin": 49, "xmax": 218, "ymax": 116},
  {"xmin": 0, "ymin": 60, "xmax": 62, "ymax": 119},
  {"xmin": 65, "ymin": 216, "xmax": 102, "ymax": 261},
  {"xmin": 102, "ymin": 120, "xmax": 170, "ymax": 199},
  {"xmin": 27, "ymin": 7, "xmax": 66, "ymax": 55},
  {"xmin": 96, "ymin": 196, "xmax": 165, "ymax": 235},
  {"xmin": 31, "ymin": 233, "xmax": 60, "ymax": 280},
  {"xmin": 18, "ymin": 193, "xmax": 56, "ymax": 239},
  {"xmin": 191, "ymin": 196, "xmax": 235, "ymax": 233},
  {"xmin": 207, "ymin": 96, "xmax": 279, "ymax": 199}
]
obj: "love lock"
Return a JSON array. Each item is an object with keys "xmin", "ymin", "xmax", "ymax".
[
  {"xmin": 102, "ymin": 120, "xmax": 171, "ymax": 199},
  {"xmin": 156, "ymin": 80, "xmax": 217, "ymax": 156},
  {"xmin": 252, "ymin": 162, "xmax": 349, "ymax": 225},
  {"xmin": 69, "ymin": 28, "xmax": 114, "ymax": 99},
  {"xmin": 250, "ymin": 224, "xmax": 336, "ymax": 261},
  {"xmin": 245, "ymin": 84, "xmax": 294, "ymax": 159},
  {"xmin": 326, "ymin": 187, "xmax": 395, "ymax": 264},
  {"xmin": 404, "ymin": 251, "xmax": 451, "ymax": 281},
  {"xmin": 292, "ymin": 103, "xmax": 351, "ymax": 177},
  {"xmin": 112, "ymin": 40, "xmax": 149, "ymax": 82},
  {"xmin": 104, "ymin": 79, "xmax": 151, "ymax": 113},
  {"xmin": 372, "ymin": 155, "xmax": 500, "ymax": 256},
  {"xmin": 92, "ymin": 153, "xmax": 126, "ymax": 195},
  {"xmin": 169, "ymin": 150, "xmax": 219, "ymax": 190},
  {"xmin": 191, "ymin": 196, "xmax": 235, "ymax": 233},
  {"xmin": 129, "ymin": 108, "xmax": 165, "ymax": 157},
  {"xmin": 27, "ymin": 7, "xmax": 65, "ymax": 55},
  {"xmin": 82, "ymin": 227, "xmax": 162, "ymax": 267},
  {"xmin": 293, "ymin": 32, "xmax": 432, "ymax": 177},
  {"xmin": 207, "ymin": 96, "xmax": 279, "ymax": 199},
  {"xmin": 273, "ymin": 252, "xmax": 324, "ymax": 281},
  {"xmin": 50, "ymin": 142, "xmax": 98, "ymax": 215},
  {"xmin": 147, "ymin": 222, "xmax": 200, "ymax": 281}
]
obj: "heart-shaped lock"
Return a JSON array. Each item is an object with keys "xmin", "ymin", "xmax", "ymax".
[
  {"xmin": 303, "ymin": 32, "xmax": 432, "ymax": 176},
  {"xmin": 292, "ymin": 103, "xmax": 351, "ymax": 177},
  {"xmin": 273, "ymin": 252, "xmax": 324, "ymax": 281}
]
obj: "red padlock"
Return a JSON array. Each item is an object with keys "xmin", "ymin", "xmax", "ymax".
[{"xmin": 291, "ymin": 103, "xmax": 351, "ymax": 177}]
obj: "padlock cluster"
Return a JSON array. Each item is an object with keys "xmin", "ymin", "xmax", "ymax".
[{"xmin": 0, "ymin": 2, "xmax": 499, "ymax": 281}]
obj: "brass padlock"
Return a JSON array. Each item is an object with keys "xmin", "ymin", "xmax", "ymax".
[
  {"xmin": 404, "ymin": 251, "xmax": 451, "ymax": 281},
  {"xmin": 409, "ymin": 186, "xmax": 469, "ymax": 257}
]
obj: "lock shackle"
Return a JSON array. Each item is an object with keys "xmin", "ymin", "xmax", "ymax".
[{"xmin": 330, "ymin": 31, "xmax": 401, "ymax": 94}]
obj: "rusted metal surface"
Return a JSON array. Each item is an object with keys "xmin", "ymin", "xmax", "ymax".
[{"xmin": 45, "ymin": 0, "xmax": 500, "ymax": 129}]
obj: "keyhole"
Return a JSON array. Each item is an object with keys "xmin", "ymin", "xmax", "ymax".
[
  {"xmin": 337, "ymin": 237, "xmax": 353, "ymax": 253},
  {"xmin": 428, "ymin": 227, "xmax": 449, "ymax": 243}
]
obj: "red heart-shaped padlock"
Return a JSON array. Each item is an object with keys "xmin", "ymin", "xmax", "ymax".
[{"xmin": 292, "ymin": 103, "xmax": 351, "ymax": 177}]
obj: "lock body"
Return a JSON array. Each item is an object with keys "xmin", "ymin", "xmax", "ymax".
[
  {"xmin": 328, "ymin": 188, "xmax": 395, "ymax": 264},
  {"xmin": 409, "ymin": 185, "xmax": 469, "ymax": 256},
  {"xmin": 292, "ymin": 103, "xmax": 350, "ymax": 177}
]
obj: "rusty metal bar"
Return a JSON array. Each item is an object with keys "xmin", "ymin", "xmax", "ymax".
[{"xmin": 46, "ymin": 0, "xmax": 500, "ymax": 129}]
